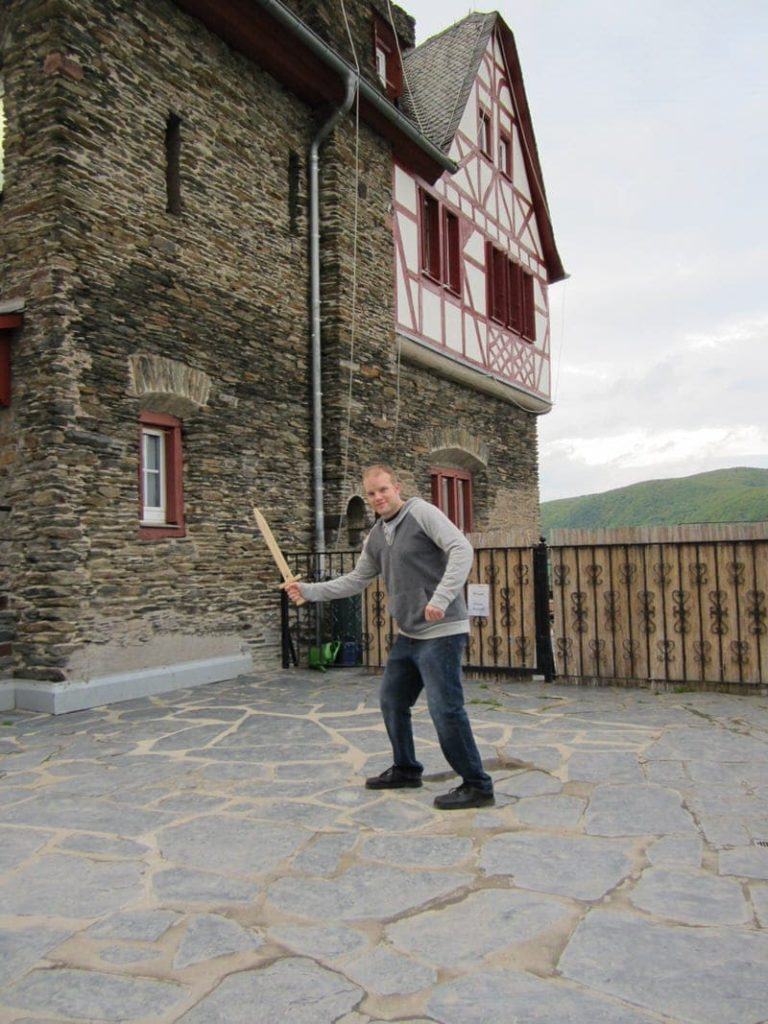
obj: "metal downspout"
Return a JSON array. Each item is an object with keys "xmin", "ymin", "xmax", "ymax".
[{"xmin": 310, "ymin": 72, "xmax": 357, "ymax": 569}]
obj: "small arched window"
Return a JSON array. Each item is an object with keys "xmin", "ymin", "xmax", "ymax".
[{"xmin": 346, "ymin": 495, "xmax": 368, "ymax": 549}]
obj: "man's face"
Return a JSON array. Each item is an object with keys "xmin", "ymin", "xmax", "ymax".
[{"xmin": 363, "ymin": 471, "xmax": 403, "ymax": 519}]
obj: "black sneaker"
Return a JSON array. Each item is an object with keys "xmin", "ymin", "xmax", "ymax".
[
  {"xmin": 365, "ymin": 765, "xmax": 423, "ymax": 790},
  {"xmin": 434, "ymin": 782, "xmax": 495, "ymax": 810}
]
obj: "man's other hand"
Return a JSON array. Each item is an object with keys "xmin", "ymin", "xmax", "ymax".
[{"xmin": 425, "ymin": 603, "xmax": 445, "ymax": 622}]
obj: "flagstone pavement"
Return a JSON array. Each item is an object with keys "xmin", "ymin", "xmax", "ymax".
[{"xmin": 1, "ymin": 669, "xmax": 767, "ymax": 1024}]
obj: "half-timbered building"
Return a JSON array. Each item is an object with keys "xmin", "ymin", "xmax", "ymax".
[{"xmin": 0, "ymin": 0, "xmax": 563, "ymax": 711}]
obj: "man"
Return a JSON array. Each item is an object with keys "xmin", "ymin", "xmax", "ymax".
[{"xmin": 284, "ymin": 464, "xmax": 494, "ymax": 810}]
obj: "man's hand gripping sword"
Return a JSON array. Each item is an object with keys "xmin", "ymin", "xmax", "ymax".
[{"xmin": 253, "ymin": 507, "xmax": 306, "ymax": 605}]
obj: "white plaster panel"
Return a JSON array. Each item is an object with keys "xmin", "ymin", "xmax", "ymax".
[
  {"xmin": 499, "ymin": 85, "xmax": 513, "ymax": 119},
  {"xmin": 527, "ymin": 215, "xmax": 543, "ymax": 257},
  {"xmin": 535, "ymin": 311, "xmax": 548, "ymax": 348},
  {"xmin": 454, "ymin": 164, "xmax": 475, "ymax": 202},
  {"xmin": 513, "ymin": 131, "xmax": 531, "ymax": 200},
  {"xmin": 479, "ymin": 159, "xmax": 492, "ymax": 200},
  {"xmin": 534, "ymin": 277, "xmax": 547, "ymax": 308},
  {"xmin": 399, "ymin": 216, "xmax": 419, "ymax": 274},
  {"xmin": 458, "ymin": 87, "xmax": 477, "ymax": 138},
  {"xmin": 465, "ymin": 229, "xmax": 485, "ymax": 263},
  {"xmin": 421, "ymin": 287, "xmax": 442, "ymax": 341},
  {"xmin": 395, "ymin": 166, "xmax": 417, "ymax": 214},
  {"xmin": 477, "ymin": 55, "xmax": 491, "ymax": 88},
  {"xmin": 396, "ymin": 263, "xmax": 414, "ymax": 331},
  {"xmin": 465, "ymin": 316, "xmax": 484, "ymax": 363},
  {"xmin": 466, "ymin": 264, "xmax": 486, "ymax": 316},
  {"xmin": 445, "ymin": 301, "xmax": 462, "ymax": 352},
  {"xmin": 538, "ymin": 359, "xmax": 551, "ymax": 396}
]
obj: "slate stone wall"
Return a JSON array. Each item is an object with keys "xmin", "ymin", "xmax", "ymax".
[{"xmin": 0, "ymin": 0, "xmax": 541, "ymax": 686}]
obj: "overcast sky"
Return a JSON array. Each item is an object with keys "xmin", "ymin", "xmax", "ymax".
[{"xmin": 404, "ymin": 0, "xmax": 767, "ymax": 501}]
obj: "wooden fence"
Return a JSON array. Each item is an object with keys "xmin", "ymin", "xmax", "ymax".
[{"xmin": 550, "ymin": 524, "xmax": 768, "ymax": 688}]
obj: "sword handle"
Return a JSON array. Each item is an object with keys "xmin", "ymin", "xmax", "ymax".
[{"xmin": 281, "ymin": 575, "xmax": 306, "ymax": 606}]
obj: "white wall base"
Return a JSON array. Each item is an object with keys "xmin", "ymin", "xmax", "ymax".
[{"xmin": 3, "ymin": 653, "xmax": 254, "ymax": 715}]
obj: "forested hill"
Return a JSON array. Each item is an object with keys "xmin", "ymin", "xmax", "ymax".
[{"xmin": 541, "ymin": 467, "xmax": 768, "ymax": 533}]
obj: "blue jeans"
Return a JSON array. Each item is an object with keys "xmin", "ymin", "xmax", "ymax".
[{"xmin": 379, "ymin": 633, "xmax": 493, "ymax": 793}]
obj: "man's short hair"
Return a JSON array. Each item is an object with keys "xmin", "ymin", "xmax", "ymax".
[{"xmin": 362, "ymin": 463, "xmax": 399, "ymax": 484}]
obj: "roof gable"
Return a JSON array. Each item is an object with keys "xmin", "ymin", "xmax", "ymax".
[{"xmin": 402, "ymin": 11, "xmax": 565, "ymax": 282}]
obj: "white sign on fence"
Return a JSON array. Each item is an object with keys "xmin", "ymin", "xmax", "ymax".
[{"xmin": 467, "ymin": 583, "xmax": 491, "ymax": 617}]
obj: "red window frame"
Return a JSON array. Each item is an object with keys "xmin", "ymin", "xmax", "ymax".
[
  {"xmin": 478, "ymin": 107, "xmax": 492, "ymax": 158},
  {"xmin": 372, "ymin": 15, "xmax": 403, "ymax": 101},
  {"xmin": 498, "ymin": 129, "xmax": 512, "ymax": 178},
  {"xmin": 486, "ymin": 244, "xmax": 536, "ymax": 342},
  {"xmin": 421, "ymin": 190, "xmax": 462, "ymax": 295},
  {"xmin": 431, "ymin": 468, "xmax": 473, "ymax": 532},
  {"xmin": 0, "ymin": 314, "xmax": 22, "ymax": 407},
  {"xmin": 138, "ymin": 410, "xmax": 185, "ymax": 539}
]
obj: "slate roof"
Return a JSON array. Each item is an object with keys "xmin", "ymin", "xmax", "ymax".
[{"xmin": 400, "ymin": 12, "xmax": 497, "ymax": 151}]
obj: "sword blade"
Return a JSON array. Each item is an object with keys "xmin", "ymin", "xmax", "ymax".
[{"xmin": 253, "ymin": 507, "xmax": 296, "ymax": 583}]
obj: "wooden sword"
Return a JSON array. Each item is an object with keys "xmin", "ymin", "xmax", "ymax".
[{"xmin": 253, "ymin": 507, "xmax": 306, "ymax": 605}]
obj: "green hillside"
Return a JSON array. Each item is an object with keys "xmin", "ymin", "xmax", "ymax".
[{"xmin": 541, "ymin": 467, "xmax": 768, "ymax": 533}]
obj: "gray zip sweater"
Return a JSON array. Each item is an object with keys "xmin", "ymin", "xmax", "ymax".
[{"xmin": 299, "ymin": 497, "xmax": 473, "ymax": 638}]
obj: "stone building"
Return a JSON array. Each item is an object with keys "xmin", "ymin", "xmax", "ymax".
[{"xmin": 0, "ymin": 0, "xmax": 564, "ymax": 711}]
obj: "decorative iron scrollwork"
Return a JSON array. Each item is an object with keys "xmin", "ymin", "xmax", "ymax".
[
  {"xmin": 513, "ymin": 564, "xmax": 529, "ymax": 585},
  {"xmin": 657, "ymin": 639, "xmax": 676, "ymax": 665},
  {"xmin": 588, "ymin": 638, "xmax": 606, "ymax": 665},
  {"xmin": 570, "ymin": 591, "xmax": 588, "ymax": 634},
  {"xmin": 500, "ymin": 587, "xmax": 515, "ymax": 629},
  {"xmin": 727, "ymin": 561, "xmax": 745, "ymax": 586},
  {"xmin": 372, "ymin": 589, "xmax": 387, "ymax": 628},
  {"xmin": 488, "ymin": 635, "xmax": 503, "ymax": 658},
  {"xmin": 556, "ymin": 636, "xmax": 573, "ymax": 662},
  {"xmin": 653, "ymin": 561, "xmax": 672, "ymax": 586},
  {"xmin": 619, "ymin": 562, "xmax": 637, "ymax": 585},
  {"xmin": 690, "ymin": 562, "xmax": 709, "ymax": 586},
  {"xmin": 730, "ymin": 640, "xmax": 750, "ymax": 667},
  {"xmin": 554, "ymin": 564, "xmax": 570, "ymax": 587},
  {"xmin": 361, "ymin": 632, "xmax": 373, "ymax": 653},
  {"xmin": 746, "ymin": 590, "xmax": 767, "ymax": 636},
  {"xmin": 672, "ymin": 589, "xmax": 691, "ymax": 635},
  {"xmin": 466, "ymin": 634, "xmax": 476, "ymax": 655},
  {"xmin": 638, "ymin": 590, "xmax": 657, "ymax": 635},
  {"xmin": 603, "ymin": 590, "xmax": 619, "ymax": 630},
  {"xmin": 515, "ymin": 636, "xmax": 532, "ymax": 662},
  {"xmin": 693, "ymin": 640, "xmax": 712, "ymax": 666},
  {"xmin": 622, "ymin": 638, "xmax": 639, "ymax": 664},
  {"xmin": 708, "ymin": 590, "xmax": 728, "ymax": 636},
  {"xmin": 585, "ymin": 563, "xmax": 603, "ymax": 586},
  {"xmin": 484, "ymin": 564, "xmax": 499, "ymax": 585},
  {"xmin": 384, "ymin": 631, "xmax": 396, "ymax": 653}
]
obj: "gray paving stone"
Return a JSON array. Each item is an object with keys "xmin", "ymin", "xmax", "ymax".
[
  {"xmin": 504, "ymin": 744, "xmax": 564, "ymax": 771},
  {"xmin": 361, "ymin": 834, "xmax": 473, "ymax": 868},
  {"xmin": 719, "ymin": 846, "xmax": 768, "ymax": 879},
  {"xmin": 630, "ymin": 867, "xmax": 750, "ymax": 925},
  {"xmin": 698, "ymin": 814, "xmax": 752, "ymax": 847},
  {"xmin": 388, "ymin": 888, "xmax": 573, "ymax": 967},
  {"xmin": 586, "ymin": 783, "xmax": 696, "ymax": 835},
  {"xmin": 98, "ymin": 944, "xmax": 163, "ymax": 965},
  {"xmin": 274, "ymin": 761, "xmax": 352, "ymax": 783},
  {"xmin": 0, "ymin": 826, "xmax": 52, "ymax": 872},
  {"xmin": 567, "ymin": 750, "xmax": 643, "ymax": 784},
  {"xmin": 176, "ymin": 957, "xmax": 362, "ymax": 1023},
  {"xmin": 559, "ymin": 910, "xmax": 768, "ymax": 1024},
  {"xmin": 56, "ymin": 833, "xmax": 150, "ymax": 858},
  {"xmin": 427, "ymin": 967, "xmax": 662, "ymax": 1024},
  {"xmin": 645, "ymin": 728, "xmax": 768, "ymax": 762},
  {"xmin": 197, "ymin": 762, "xmax": 272, "ymax": 783},
  {"xmin": 292, "ymin": 833, "xmax": 358, "ymax": 875},
  {"xmin": 173, "ymin": 913, "xmax": 263, "ymax": 968},
  {"xmin": 88, "ymin": 910, "xmax": 179, "ymax": 942},
  {"xmin": 153, "ymin": 793, "xmax": 230, "ymax": 814},
  {"xmin": 514, "ymin": 794, "xmax": 586, "ymax": 828},
  {"xmin": 749, "ymin": 883, "xmax": 768, "ymax": 926},
  {"xmin": 351, "ymin": 799, "xmax": 435, "ymax": 831},
  {"xmin": 153, "ymin": 867, "xmax": 261, "ymax": 904},
  {"xmin": 4, "ymin": 968, "xmax": 185, "ymax": 1021},
  {"xmin": 0, "ymin": 926, "xmax": 74, "ymax": 987},
  {"xmin": 157, "ymin": 814, "xmax": 308, "ymax": 876},
  {"xmin": 480, "ymin": 833, "xmax": 632, "ymax": 900},
  {"xmin": 267, "ymin": 864, "xmax": 471, "ymax": 921},
  {"xmin": 495, "ymin": 770, "xmax": 561, "ymax": 798},
  {"xmin": 269, "ymin": 924, "xmax": 368, "ymax": 960},
  {"xmin": 316, "ymin": 786, "xmax": 376, "ymax": 808},
  {"xmin": 151, "ymin": 724, "xmax": 231, "ymax": 751},
  {"xmin": 343, "ymin": 945, "xmax": 436, "ymax": 995},
  {"xmin": 643, "ymin": 759, "xmax": 690, "ymax": 786},
  {"xmin": 0, "ymin": 855, "xmax": 143, "ymax": 919},
  {"xmin": 647, "ymin": 835, "xmax": 703, "ymax": 867},
  {"xmin": 0, "ymin": 794, "xmax": 171, "ymax": 836},
  {"xmin": 232, "ymin": 798, "xmax": 341, "ymax": 828}
]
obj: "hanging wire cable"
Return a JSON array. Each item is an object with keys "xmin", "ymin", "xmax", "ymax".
[
  {"xmin": 385, "ymin": 0, "xmax": 429, "ymax": 138},
  {"xmin": 335, "ymin": 0, "xmax": 363, "ymax": 548}
]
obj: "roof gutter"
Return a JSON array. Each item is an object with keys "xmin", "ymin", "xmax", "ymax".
[{"xmin": 253, "ymin": 0, "xmax": 457, "ymax": 176}]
